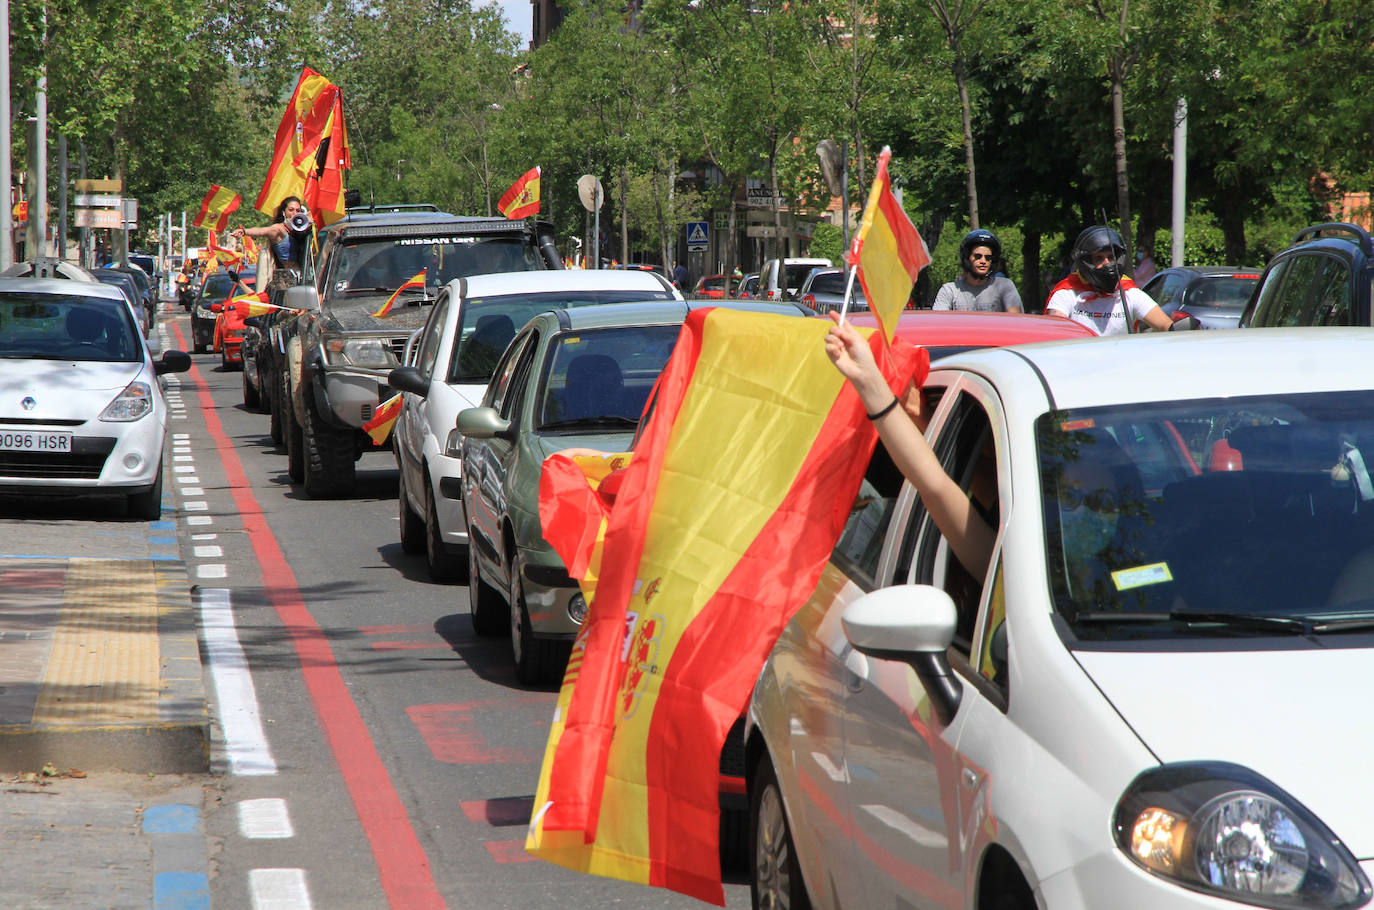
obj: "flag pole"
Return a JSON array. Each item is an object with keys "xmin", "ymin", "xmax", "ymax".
[{"xmin": 837, "ymin": 263, "xmax": 857, "ymax": 326}]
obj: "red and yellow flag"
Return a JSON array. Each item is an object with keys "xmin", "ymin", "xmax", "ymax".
[
  {"xmin": 225, "ymin": 291, "xmax": 299, "ymax": 319},
  {"xmin": 846, "ymin": 147, "xmax": 930, "ymax": 343},
  {"xmin": 498, "ymin": 166, "xmax": 541, "ymax": 219},
  {"xmin": 193, "ymin": 185, "xmax": 242, "ymax": 232},
  {"xmin": 362, "ymin": 393, "xmax": 403, "ymax": 445},
  {"xmin": 256, "ymin": 66, "xmax": 351, "ymax": 227},
  {"xmin": 370, "ymin": 269, "xmax": 427, "ymax": 318},
  {"xmin": 528, "ymin": 308, "xmax": 926, "ymax": 904}
]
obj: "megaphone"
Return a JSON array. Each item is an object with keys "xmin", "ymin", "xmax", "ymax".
[{"xmin": 287, "ymin": 211, "xmax": 313, "ymax": 234}]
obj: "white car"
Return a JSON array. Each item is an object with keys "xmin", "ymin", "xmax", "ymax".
[
  {"xmin": 747, "ymin": 328, "xmax": 1374, "ymax": 910},
  {"xmin": 387, "ymin": 269, "xmax": 682, "ymax": 583},
  {"xmin": 0, "ymin": 278, "xmax": 191, "ymax": 518}
]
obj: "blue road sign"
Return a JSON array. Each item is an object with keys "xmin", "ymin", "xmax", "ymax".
[{"xmin": 686, "ymin": 221, "xmax": 709, "ymax": 251}]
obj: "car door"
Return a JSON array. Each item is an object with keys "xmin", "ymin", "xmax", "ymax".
[
  {"xmin": 396, "ymin": 291, "xmax": 450, "ymax": 500},
  {"xmin": 842, "ymin": 377, "xmax": 1009, "ymax": 909},
  {"xmin": 464, "ymin": 329, "xmax": 539, "ymax": 583}
]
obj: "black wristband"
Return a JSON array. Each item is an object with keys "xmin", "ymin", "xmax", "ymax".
[{"xmin": 866, "ymin": 396, "xmax": 900, "ymax": 421}]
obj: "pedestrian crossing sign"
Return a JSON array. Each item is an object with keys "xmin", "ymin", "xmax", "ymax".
[{"xmin": 686, "ymin": 221, "xmax": 709, "ymax": 251}]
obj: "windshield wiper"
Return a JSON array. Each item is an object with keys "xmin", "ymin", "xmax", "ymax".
[
  {"xmin": 1074, "ymin": 610, "xmax": 1311, "ymax": 634},
  {"xmin": 540, "ymin": 416, "xmax": 639, "ymax": 431}
]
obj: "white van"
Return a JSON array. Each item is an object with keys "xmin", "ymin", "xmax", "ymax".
[{"xmin": 758, "ymin": 257, "xmax": 833, "ymax": 301}]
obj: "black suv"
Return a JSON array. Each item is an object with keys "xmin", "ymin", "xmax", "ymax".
[{"xmin": 1238, "ymin": 222, "xmax": 1374, "ymax": 328}]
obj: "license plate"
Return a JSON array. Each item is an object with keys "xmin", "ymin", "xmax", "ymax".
[{"xmin": 0, "ymin": 431, "xmax": 74, "ymax": 453}]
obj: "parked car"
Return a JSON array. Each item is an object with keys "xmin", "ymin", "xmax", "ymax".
[
  {"xmin": 1140, "ymin": 266, "xmax": 1260, "ymax": 330},
  {"xmin": 387, "ymin": 269, "xmax": 682, "ymax": 584},
  {"xmin": 212, "ymin": 294, "xmax": 256, "ymax": 370},
  {"xmin": 457, "ymin": 298, "xmax": 808, "ymax": 684},
  {"xmin": 691, "ymin": 273, "xmax": 728, "ymax": 299},
  {"xmin": 758, "ymin": 256, "xmax": 832, "ymax": 301},
  {"xmin": 191, "ymin": 268, "xmax": 255, "ymax": 354},
  {"xmin": 90, "ymin": 268, "xmax": 150, "ymax": 335},
  {"xmin": 107, "ymin": 263, "xmax": 156, "ymax": 332},
  {"xmin": 269, "ymin": 209, "xmax": 565, "ymax": 498},
  {"xmin": 746, "ymin": 326, "xmax": 1374, "ymax": 910},
  {"xmin": 735, "ymin": 273, "xmax": 760, "ymax": 299},
  {"xmin": 1239, "ymin": 221, "xmax": 1374, "ymax": 328},
  {"xmin": 796, "ymin": 266, "xmax": 867, "ymax": 314},
  {"xmin": 0, "ymin": 278, "xmax": 191, "ymax": 518}
]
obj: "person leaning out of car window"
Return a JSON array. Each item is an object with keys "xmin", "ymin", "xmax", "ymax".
[
  {"xmin": 1047, "ymin": 225, "xmax": 1172, "ymax": 335},
  {"xmin": 234, "ymin": 196, "xmax": 309, "ymax": 293},
  {"xmin": 933, "ymin": 229, "xmax": 1022, "ymax": 314}
]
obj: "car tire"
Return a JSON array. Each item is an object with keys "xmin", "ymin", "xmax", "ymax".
[
  {"xmin": 193, "ymin": 335, "xmax": 207, "ymax": 355},
  {"xmin": 268, "ymin": 362, "xmax": 284, "ymax": 446},
  {"xmin": 467, "ymin": 534, "xmax": 503, "ymax": 637},
  {"xmin": 302, "ymin": 392, "xmax": 356, "ymax": 499},
  {"xmin": 397, "ymin": 463, "xmax": 425, "ymax": 554},
  {"xmin": 424, "ymin": 477, "xmax": 466, "ymax": 583},
  {"xmin": 751, "ymin": 755, "xmax": 811, "ymax": 910},
  {"xmin": 509, "ymin": 557, "xmax": 563, "ymax": 685},
  {"xmin": 126, "ymin": 462, "xmax": 164, "ymax": 521},
  {"xmin": 283, "ymin": 374, "xmax": 304, "ymax": 484},
  {"xmin": 242, "ymin": 368, "xmax": 262, "ymax": 411}
]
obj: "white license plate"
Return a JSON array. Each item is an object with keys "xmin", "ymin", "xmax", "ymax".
[{"xmin": 0, "ymin": 431, "xmax": 74, "ymax": 453}]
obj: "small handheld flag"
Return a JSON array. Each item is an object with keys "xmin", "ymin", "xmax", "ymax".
[
  {"xmin": 498, "ymin": 166, "xmax": 541, "ymax": 219},
  {"xmin": 845, "ymin": 147, "xmax": 930, "ymax": 343},
  {"xmin": 362, "ymin": 393, "xmax": 403, "ymax": 444},
  {"xmin": 371, "ymin": 269, "xmax": 427, "ymax": 318},
  {"xmin": 194, "ymin": 186, "xmax": 242, "ymax": 233}
]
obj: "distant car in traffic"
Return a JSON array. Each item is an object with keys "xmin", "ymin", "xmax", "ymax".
[
  {"xmin": 746, "ymin": 326, "xmax": 1374, "ymax": 910},
  {"xmin": 1140, "ymin": 266, "xmax": 1259, "ymax": 330},
  {"xmin": 758, "ymin": 256, "xmax": 832, "ymax": 301},
  {"xmin": 796, "ymin": 267, "xmax": 866, "ymax": 314},
  {"xmin": 735, "ymin": 273, "xmax": 759, "ymax": 299},
  {"xmin": 90, "ymin": 268, "xmax": 150, "ymax": 335},
  {"xmin": 386, "ymin": 269, "xmax": 682, "ymax": 584},
  {"xmin": 191, "ymin": 268, "xmax": 255, "ymax": 354},
  {"xmin": 0, "ymin": 278, "xmax": 191, "ymax": 518},
  {"xmin": 691, "ymin": 274, "xmax": 728, "ymax": 299}
]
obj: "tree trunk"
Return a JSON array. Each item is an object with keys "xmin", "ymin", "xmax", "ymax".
[
  {"xmin": 1110, "ymin": 57, "xmax": 1134, "ymax": 266},
  {"xmin": 954, "ymin": 55, "xmax": 980, "ymax": 230},
  {"xmin": 1022, "ymin": 229, "xmax": 1042, "ymax": 313},
  {"xmin": 1219, "ymin": 185, "xmax": 1248, "ymax": 264}
]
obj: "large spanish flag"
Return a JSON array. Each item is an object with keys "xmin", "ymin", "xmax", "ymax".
[
  {"xmin": 256, "ymin": 67, "xmax": 350, "ymax": 225},
  {"xmin": 193, "ymin": 185, "xmax": 241, "ymax": 232},
  {"xmin": 527, "ymin": 308, "xmax": 926, "ymax": 904},
  {"xmin": 498, "ymin": 166, "xmax": 541, "ymax": 219},
  {"xmin": 846, "ymin": 147, "xmax": 930, "ymax": 343}
]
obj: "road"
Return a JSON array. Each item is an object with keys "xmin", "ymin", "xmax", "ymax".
[{"xmin": 154, "ymin": 304, "xmax": 753, "ymax": 909}]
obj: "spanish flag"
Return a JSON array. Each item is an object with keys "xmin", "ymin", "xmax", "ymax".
[
  {"xmin": 362, "ymin": 393, "xmax": 403, "ymax": 445},
  {"xmin": 527, "ymin": 308, "xmax": 926, "ymax": 903},
  {"xmin": 226, "ymin": 291, "xmax": 298, "ymax": 319},
  {"xmin": 193, "ymin": 185, "xmax": 242, "ymax": 232},
  {"xmin": 371, "ymin": 269, "xmax": 427, "ymax": 318},
  {"xmin": 256, "ymin": 67, "xmax": 350, "ymax": 225},
  {"xmin": 498, "ymin": 166, "xmax": 541, "ymax": 219},
  {"xmin": 846, "ymin": 147, "xmax": 930, "ymax": 343}
]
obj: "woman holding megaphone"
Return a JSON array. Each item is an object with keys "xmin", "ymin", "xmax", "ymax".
[{"xmin": 234, "ymin": 196, "xmax": 312, "ymax": 293}]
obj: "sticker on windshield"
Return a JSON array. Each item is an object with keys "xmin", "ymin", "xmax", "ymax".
[
  {"xmin": 1060, "ymin": 418, "xmax": 1096, "ymax": 431},
  {"xmin": 1111, "ymin": 562, "xmax": 1173, "ymax": 591}
]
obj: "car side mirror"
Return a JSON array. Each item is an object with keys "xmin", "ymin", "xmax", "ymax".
[
  {"xmin": 388, "ymin": 366, "xmax": 429, "ymax": 398},
  {"xmin": 210, "ymin": 303, "xmax": 223, "ymax": 313},
  {"xmin": 283, "ymin": 284, "xmax": 321, "ymax": 312},
  {"xmin": 842, "ymin": 584, "xmax": 963, "ymax": 725},
  {"xmin": 155, "ymin": 350, "xmax": 193, "ymax": 375},
  {"xmin": 455, "ymin": 406, "xmax": 514, "ymax": 441}
]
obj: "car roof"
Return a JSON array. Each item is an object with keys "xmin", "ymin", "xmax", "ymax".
[
  {"xmin": 548, "ymin": 298, "xmax": 810, "ymax": 332},
  {"xmin": 324, "ymin": 210, "xmax": 550, "ymax": 239},
  {"xmin": 935, "ymin": 328, "xmax": 1374, "ymax": 413},
  {"xmin": 0, "ymin": 277, "xmax": 129, "ymax": 302},
  {"xmin": 847, "ymin": 309, "xmax": 1096, "ymax": 347},
  {"xmin": 459, "ymin": 269, "xmax": 677, "ymax": 296},
  {"xmin": 1152, "ymin": 266, "xmax": 1262, "ymax": 279}
]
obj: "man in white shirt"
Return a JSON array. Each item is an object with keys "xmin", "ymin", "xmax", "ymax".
[
  {"xmin": 1047, "ymin": 225, "xmax": 1172, "ymax": 335},
  {"xmin": 933, "ymin": 229, "xmax": 1023, "ymax": 313}
]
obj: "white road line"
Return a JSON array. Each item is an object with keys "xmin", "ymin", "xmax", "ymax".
[
  {"xmin": 249, "ymin": 868, "xmax": 312, "ymax": 910},
  {"xmin": 197, "ymin": 564, "xmax": 227, "ymax": 579},
  {"xmin": 193, "ymin": 545, "xmax": 223, "ymax": 558},
  {"xmin": 191, "ymin": 533, "xmax": 217, "ymax": 541},
  {"xmin": 198, "ymin": 588, "xmax": 278, "ymax": 776},
  {"xmin": 237, "ymin": 799, "xmax": 295, "ymax": 839},
  {"xmin": 187, "ymin": 515, "xmax": 213, "ymax": 526},
  {"xmin": 183, "ymin": 487, "xmax": 205, "ymax": 496},
  {"xmin": 184, "ymin": 501, "xmax": 208, "ymax": 511},
  {"xmin": 176, "ymin": 477, "xmax": 201, "ymax": 485},
  {"xmin": 174, "ymin": 465, "xmax": 197, "ymax": 473}
]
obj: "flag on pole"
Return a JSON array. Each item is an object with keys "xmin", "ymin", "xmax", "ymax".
[
  {"xmin": 362, "ymin": 393, "xmax": 404, "ymax": 445},
  {"xmin": 498, "ymin": 166, "xmax": 541, "ymax": 219},
  {"xmin": 527, "ymin": 308, "xmax": 926, "ymax": 904},
  {"xmin": 846, "ymin": 147, "xmax": 930, "ymax": 343},
  {"xmin": 225, "ymin": 291, "xmax": 300, "ymax": 319},
  {"xmin": 370, "ymin": 269, "xmax": 427, "ymax": 318},
  {"xmin": 256, "ymin": 66, "xmax": 351, "ymax": 227},
  {"xmin": 193, "ymin": 186, "xmax": 242, "ymax": 233}
]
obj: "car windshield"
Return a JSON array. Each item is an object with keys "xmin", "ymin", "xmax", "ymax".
[
  {"xmin": 447, "ymin": 290, "xmax": 678, "ymax": 384},
  {"xmin": 700, "ymin": 277, "xmax": 725, "ymax": 291},
  {"xmin": 784, "ymin": 264, "xmax": 818, "ymax": 290},
  {"xmin": 203, "ymin": 273, "xmax": 254, "ymax": 302},
  {"xmin": 1183, "ymin": 276, "xmax": 1259, "ymax": 309},
  {"xmin": 0, "ymin": 294, "xmax": 141, "ymax": 362},
  {"xmin": 536, "ymin": 324, "xmax": 682, "ymax": 431},
  {"xmin": 326, "ymin": 236, "xmax": 541, "ymax": 303},
  {"xmin": 1039, "ymin": 391, "xmax": 1374, "ymax": 641}
]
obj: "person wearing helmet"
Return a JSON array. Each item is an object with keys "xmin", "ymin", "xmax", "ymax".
[
  {"xmin": 933, "ymin": 229, "xmax": 1022, "ymax": 313},
  {"xmin": 1047, "ymin": 225, "xmax": 1171, "ymax": 335}
]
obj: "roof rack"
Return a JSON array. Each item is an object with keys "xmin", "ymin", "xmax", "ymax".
[
  {"xmin": 344, "ymin": 203, "xmax": 442, "ymax": 214},
  {"xmin": 1292, "ymin": 222, "xmax": 1374, "ymax": 256}
]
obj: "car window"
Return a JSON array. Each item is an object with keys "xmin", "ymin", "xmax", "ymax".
[
  {"xmin": 1146, "ymin": 272, "xmax": 1189, "ymax": 308},
  {"xmin": 414, "ymin": 293, "xmax": 449, "ymax": 378},
  {"xmin": 1247, "ymin": 259, "xmax": 1295, "ymax": 327},
  {"xmin": 323, "ymin": 235, "xmax": 540, "ymax": 305},
  {"xmin": 898, "ymin": 390, "xmax": 1001, "ymax": 658},
  {"xmin": 484, "ymin": 331, "xmax": 531, "ymax": 412},
  {"xmin": 831, "ymin": 442, "xmax": 905, "ymax": 587},
  {"xmin": 499, "ymin": 331, "xmax": 540, "ymax": 421},
  {"xmin": 975, "ymin": 557, "xmax": 1008, "ymax": 693},
  {"xmin": 1251, "ymin": 255, "xmax": 1350, "ymax": 327},
  {"xmin": 1182, "ymin": 276, "xmax": 1258, "ymax": 310},
  {"xmin": 536, "ymin": 324, "xmax": 681, "ymax": 431},
  {"xmin": 1311, "ymin": 256, "xmax": 1352, "ymax": 326},
  {"xmin": 783, "ymin": 264, "xmax": 815, "ymax": 293}
]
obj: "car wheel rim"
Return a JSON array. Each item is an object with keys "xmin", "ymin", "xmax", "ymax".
[{"xmin": 755, "ymin": 784, "xmax": 791, "ymax": 910}]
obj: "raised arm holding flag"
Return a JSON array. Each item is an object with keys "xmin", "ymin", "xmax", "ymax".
[{"xmin": 842, "ymin": 146, "xmax": 930, "ymax": 341}]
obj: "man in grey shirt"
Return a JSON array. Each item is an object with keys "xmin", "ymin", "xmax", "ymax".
[{"xmin": 933, "ymin": 229, "xmax": 1023, "ymax": 313}]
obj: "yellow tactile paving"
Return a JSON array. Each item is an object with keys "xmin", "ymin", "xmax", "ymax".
[{"xmin": 33, "ymin": 559, "xmax": 160, "ymax": 726}]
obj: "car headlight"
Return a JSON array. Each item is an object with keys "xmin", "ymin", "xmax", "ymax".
[
  {"xmin": 1114, "ymin": 762, "xmax": 1371, "ymax": 908},
  {"xmin": 324, "ymin": 336, "xmax": 397, "ymax": 368},
  {"xmin": 100, "ymin": 381, "xmax": 154, "ymax": 422},
  {"xmin": 444, "ymin": 428, "xmax": 464, "ymax": 458}
]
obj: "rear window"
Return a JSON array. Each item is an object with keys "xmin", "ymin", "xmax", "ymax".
[
  {"xmin": 784, "ymin": 264, "xmax": 817, "ymax": 290},
  {"xmin": 1184, "ymin": 276, "xmax": 1260, "ymax": 309}
]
